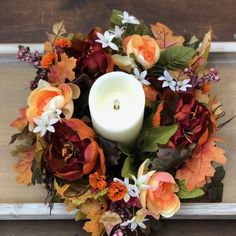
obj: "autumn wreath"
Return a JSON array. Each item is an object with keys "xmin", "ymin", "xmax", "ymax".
[{"xmin": 10, "ymin": 10, "xmax": 230, "ymax": 236}]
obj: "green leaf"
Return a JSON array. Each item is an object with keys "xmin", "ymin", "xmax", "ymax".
[
  {"xmin": 141, "ymin": 124, "xmax": 178, "ymax": 153},
  {"xmin": 154, "ymin": 46, "xmax": 197, "ymax": 72},
  {"xmin": 110, "ymin": 9, "xmax": 123, "ymax": 28},
  {"xmin": 117, "ymin": 143, "xmax": 132, "ymax": 156},
  {"xmin": 177, "ymin": 180, "xmax": 205, "ymax": 199},
  {"xmin": 75, "ymin": 210, "xmax": 86, "ymax": 221},
  {"xmin": 185, "ymin": 35, "xmax": 201, "ymax": 49},
  {"xmin": 121, "ymin": 156, "xmax": 136, "ymax": 178}
]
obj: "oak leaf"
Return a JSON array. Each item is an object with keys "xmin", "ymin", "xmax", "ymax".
[
  {"xmin": 176, "ymin": 138, "xmax": 226, "ymax": 191},
  {"xmin": 13, "ymin": 148, "xmax": 34, "ymax": 185},
  {"xmin": 151, "ymin": 22, "xmax": 185, "ymax": 49}
]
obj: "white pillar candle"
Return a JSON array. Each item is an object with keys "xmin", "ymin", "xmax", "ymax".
[{"xmin": 89, "ymin": 71, "xmax": 145, "ymax": 145}]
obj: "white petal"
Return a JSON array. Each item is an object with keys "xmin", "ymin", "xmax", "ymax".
[
  {"xmin": 158, "ymin": 76, "xmax": 166, "ymax": 81},
  {"xmin": 162, "ymin": 81, "xmax": 169, "ymax": 88},
  {"xmin": 109, "ymin": 42, "xmax": 118, "ymax": 51},
  {"xmin": 50, "ymin": 99, "xmax": 56, "ymax": 110},
  {"xmin": 141, "ymin": 79, "xmax": 151, "ymax": 85},
  {"xmin": 164, "ymin": 69, "xmax": 172, "ymax": 80},
  {"xmin": 95, "ymin": 39, "xmax": 103, "ymax": 44},
  {"xmin": 124, "ymin": 194, "xmax": 130, "ymax": 203},
  {"xmin": 96, "ymin": 32, "xmax": 104, "ymax": 40},
  {"xmin": 40, "ymin": 128, "xmax": 47, "ymax": 137},
  {"xmin": 131, "ymin": 222, "xmax": 138, "ymax": 231},
  {"xmin": 48, "ymin": 118, "xmax": 58, "ymax": 125},
  {"xmin": 41, "ymin": 112, "xmax": 49, "ymax": 123},
  {"xmin": 33, "ymin": 118, "xmax": 43, "ymax": 126},
  {"xmin": 47, "ymin": 125, "xmax": 55, "ymax": 133},
  {"xmin": 123, "ymin": 11, "xmax": 129, "ymax": 18},
  {"xmin": 102, "ymin": 42, "xmax": 108, "ymax": 48},
  {"xmin": 138, "ymin": 222, "xmax": 146, "ymax": 229},
  {"xmin": 33, "ymin": 126, "xmax": 43, "ymax": 133},
  {"xmin": 140, "ymin": 71, "xmax": 147, "ymax": 79},
  {"xmin": 134, "ymin": 67, "xmax": 139, "ymax": 77}
]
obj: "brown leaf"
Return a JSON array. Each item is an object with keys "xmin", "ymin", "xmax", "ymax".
[
  {"xmin": 176, "ymin": 138, "xmax": 226, "ymax": 191},
  {"xmin": 191, "ymin": 28, "xmax": 213, "ymax": 70},
  {"xmin": 151, "ymin": 22, "xmax": 185, "ymax": 49},
  {"xmin": 13, "ymin": 148, "xmax": 34, "ymax": 185}
]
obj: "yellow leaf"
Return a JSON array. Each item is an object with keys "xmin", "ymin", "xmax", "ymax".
[
  {"xmin": 13, "ymin": 148, "xmax": 34, "ymax": 185},
  {"xmin": 151, "ymin": 22, "xmax": 185, "ymax": 49}
]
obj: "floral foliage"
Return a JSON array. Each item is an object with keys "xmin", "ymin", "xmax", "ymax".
[{"xmin": 10, "ymin": 9, "xmax": 229, "ymax": 236}]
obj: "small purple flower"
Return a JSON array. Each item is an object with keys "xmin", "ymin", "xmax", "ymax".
[{"xmin": 16, "ymin": 45, "xmax": 40, "ymax": 66}]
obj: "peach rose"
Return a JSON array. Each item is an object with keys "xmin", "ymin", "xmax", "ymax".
[
  {"xmin": 139, "ymin": 160, "xmax": 180, "ymax": 219},
  {"xmin": 26, "ymin": 79, "xmax": 80, "ymax": 124},
  {"xmin": 124, "ymin": 35, "xmax": 160, "ymax": 69}
]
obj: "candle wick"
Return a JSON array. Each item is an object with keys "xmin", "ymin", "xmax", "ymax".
[{"xmin": 113, "ymin": 99, "xmax": 120, "ymax": 110}]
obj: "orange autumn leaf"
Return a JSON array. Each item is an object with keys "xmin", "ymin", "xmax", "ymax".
[
  {"xmin": 80, "ymin": 199, "xmax": 106, "ymax": 236},
  {"xmin": 48, "ymin": 53, "xmax": 76, "ymax": 84},
  {"xmin": 151, "ymin": 22, "xmax": 185, "ymax": 49},
  {"xmin": 10, "ymin": 107, "xmax": 28, "ymax": 131},
  {"xmin": 13, "ymin": 148, "xmax": 34, "ymax": 185},
  {"xmin": 153, "ymin": 101, "xmax": 164, "ymax": 128},
  {"xmin": 176, "ymin": 138, "xmax": 226, "ymax": 191}
]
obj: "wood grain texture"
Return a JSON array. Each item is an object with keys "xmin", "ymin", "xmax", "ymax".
[
  {"xmin": 0, "ymin": 220, "xmax": 236, "ymax": 236},
  {"xmin": 0, "ymin": 0, "xmax": 236, "ymax": 43}
]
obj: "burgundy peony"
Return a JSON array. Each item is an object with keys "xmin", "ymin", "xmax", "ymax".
[
  {"xmin": 68, "ymin": 28, "xmax": 113, "ymax": 78},
  {"xmin": 171, "ymin": 93, "xmax": 215, "ymax": 147},
  {"xmin": 44, "ymin": 119, "xmax": 106, "ymax": 181}
]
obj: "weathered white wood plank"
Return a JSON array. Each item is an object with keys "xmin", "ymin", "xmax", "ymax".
[
  {"xmin": 1, "ymin": 42, "xmax": 236, "ymax": 54},
  {"xmin": 1, "ymin": 203, "xmax": 236, "ymax": 220}
]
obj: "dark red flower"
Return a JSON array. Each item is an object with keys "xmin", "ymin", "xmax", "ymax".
[
  {"xmin": 68, "ymin": 28, "xmax": 113, "ymax": 78},
  {"xmin": 171, "ymin": 93, "xmax": 215, "ymax": 147},
  {"xmin": 44, "ymin": 119, "xmax": 106, "ymax": 181}
]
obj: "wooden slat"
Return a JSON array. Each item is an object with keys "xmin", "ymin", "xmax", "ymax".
[
  {"xmin": 1, "ymin": 42, "xmax": 236, "ymax": 54},
  {"xmin": 1, "ymin": 203, "xmax": 236, "ymax": 220}
]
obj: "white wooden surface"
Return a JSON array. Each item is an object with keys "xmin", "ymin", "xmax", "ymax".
[
  {"xmin": 0, "ymin": 43, "xmax": 236, "ymax": 219},
  {"xmin": 0, "ymin": 203, "xmax": 236, "ymax": 220},
  {"xmin": 1, "ymin": 42, "xmax": 236, "ymax": 54}
]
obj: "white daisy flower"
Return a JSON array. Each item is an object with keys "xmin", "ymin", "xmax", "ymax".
[
  {"xmin": 158, "ymin": 69, "xmax": 177, "ymax": 92},
  {"xmin": 110, "ymin": 26, "xmax": 125, "ymax": 38},
  {"xmin": 113, "ymin": 177, "xmax": 138, "ymax": 202},
  {"xmin": 119, "ymin": 11, "xmax": 140, "ymax": 25},
  {"xmin": 176, "ymin": 79, "xmax": 192, "ymax": 92},
  {"xmin": 95, "ymin": 31, "xmax": 118, "ymax": 51},
  {"xmin": 133, "ymin": 68, "xmax": 150, "ymax": 85},
  {"xmin": 33, "ymin": 112, "xmax": 58, "ymax": 137},
  {"xmin": 120, "ymin": 216, "xmax": 149, "ymax": 231}
]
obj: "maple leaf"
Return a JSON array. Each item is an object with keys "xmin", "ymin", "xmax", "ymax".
[
  {"xmin": 176, "ymin": 138, "xmax": 226, "ymax": 191},
  {"xmin": 151, "ymin": 22, "xmax": 185, "ymax": 49},
  {"xmin": 80, "ymin": 199, "xmax": 107, "ymax": 236},
  {"xmin": 48, "ymin": 53, "xmax": 76, "ymax": 83},
  {"xmin": 13, "ymin": 148, "xmax": 34, "ymax": 185},
  {"xmin": 10, "ymin": 107, "xmax": 28, "ymax": 131}
]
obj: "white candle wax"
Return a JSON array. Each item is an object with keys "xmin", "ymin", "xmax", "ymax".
[{"xmin": 89, "ymin": 71, "xmax": 145, "ymax": 145}]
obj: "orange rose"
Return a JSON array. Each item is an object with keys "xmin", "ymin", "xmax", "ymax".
[
  {"xmin": 124, "ymin": 35, "xmax": 160, "ymax": 69},
  {"xmin": 26, "ymin": 79, "xmax": 80, "ymax": 124},
  {"xmin": 139, "ymin": 160, "xmax": 180, "ymax": 219}
]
